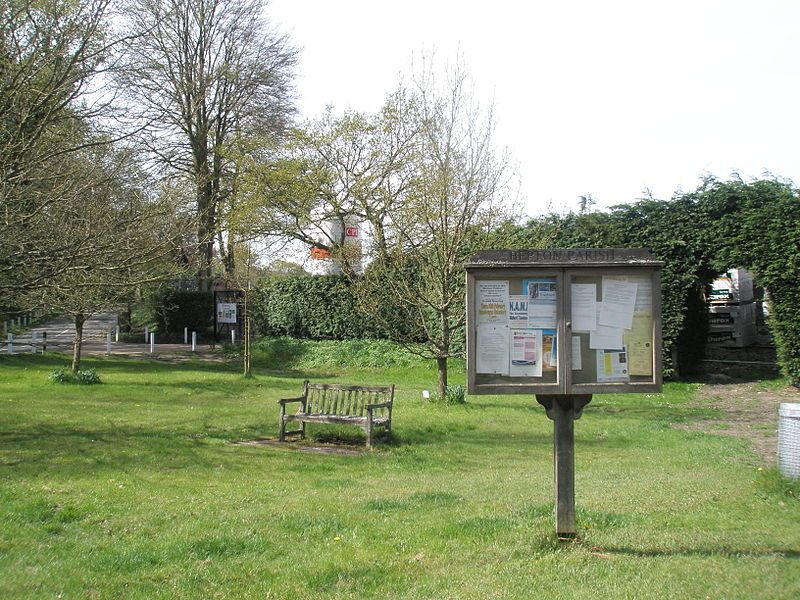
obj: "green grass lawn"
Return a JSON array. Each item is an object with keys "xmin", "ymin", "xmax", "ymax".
[{"xmin": 0, "ymin": 349, "xmax": 798, "ymax": 599}]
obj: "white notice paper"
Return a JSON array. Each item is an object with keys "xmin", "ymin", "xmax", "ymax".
[
  {"xmin": 477, "ymin": 281, "xmax": 509, "ymax": 325},
  {"xmin": 599, "ymin": 278, "xmax": 637, "ymax": 330},
  {"xmin": 628, "ymin": 275, "xmax": 653, "ymax": 314},
  {"xmin": 571, "ymin": 283, "xmax": 597, "ymax": 331},
  {"xmin": 596, "ymin": 347, "xmax": 630, "ymax": 382},
  {"xmin": 525, "ymin": 279, "xmax": 558, "ymax": 329},
  {"xmin": 509, "ymin": 329, "xmax": 542, "ymax": 377},
  {"xmin": 508, "ymin": 295, "xmax": 528, "ymax": 329},
  {"xmin": 476, "ymin": 326, "xmax": 510, "ymax": 375},
  {"xmin": 590, "ymin": 325, "xmax": 624, "ymax": 350},
  {"xmin": 571, "ymin": 336, "xmax": 582, "ymax": 370},
  {"xmin": 590, "ymin": 303, "xmax": 624, "ymax": 349}
]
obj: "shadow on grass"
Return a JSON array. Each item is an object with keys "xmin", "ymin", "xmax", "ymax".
[
  {"xmin": 0, "ymin": 422, "xmax": 272, "ymax": 474},
  {"xmin": 601, "ymin": 544, "xmax": 800, "ymax": 559}
]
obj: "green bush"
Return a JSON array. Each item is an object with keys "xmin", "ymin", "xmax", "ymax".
[
  {"xmin": 252, "ymin": 276, "xmax": 399, "ymax": 340},
  {"xmin": 432, "ymin": 384, "xmax": 467, "ymax": 404},
  {"xmin": 251, "ymin": 337, "xmax": 430, "ymax": 370},
  {"xmin": 48, "ymin": 369, "xmax": 102, "ymax": 385},
  {"xmin": 517, "ymin": 178, "xmax": 800, "ymax": 381}
]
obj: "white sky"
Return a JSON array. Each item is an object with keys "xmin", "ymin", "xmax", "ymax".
[{"xmin": 268, "ymin": 0, "xmax": 800, "ymax": 217}]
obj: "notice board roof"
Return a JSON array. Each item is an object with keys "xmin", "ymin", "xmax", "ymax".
[{"xmin": 466, "ymin": 248, "xmax": 664, "ymax": 269}]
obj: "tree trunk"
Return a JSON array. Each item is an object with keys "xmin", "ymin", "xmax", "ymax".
[
  {"xmin": 437, "ymin": 356, "xmax": 448, "ymax": 398},
  {"xmin": 195, "ymin": 147, "xmax": 215, "ymax": 293},
  {"xmin": 71, "ymin": 312, "xmax": 85, "ymax": 372},
  {"xmin": 224, "ymin": 229, "xmax": 235, "ymax": 276},
  {"xmin": 243, "ymin": 290, "xmax": 252, "ymax": 378},
  {"xmin": 119, "ymin": 303, "xmax": 132, "ymax": 333}
]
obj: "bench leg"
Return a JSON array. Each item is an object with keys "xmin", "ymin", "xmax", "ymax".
[{"xmin": 366, "ymin": 412, "xmax": 374, "ymax": 449}]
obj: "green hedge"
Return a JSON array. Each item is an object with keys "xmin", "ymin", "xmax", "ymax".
[
  {"xmin": 521, "ymin": 199, "xmax": 714, "ymax": 377},
  {"xmin": 519, "ymin": 178, "xmax": 800, "ymax": 383},
  {"xmin": 699, "ymin": 179, "xmax": 800, "ymax": 384},
  {"xmin": 251, "ymin": 276, "xmax": 384, "ymax": 340}
]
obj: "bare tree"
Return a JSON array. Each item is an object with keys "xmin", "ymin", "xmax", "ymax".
[
  {"xmin": 116, "ymin": 0, "xmax": 298, "ymax": 291},
  {"xmin": 359, "ymin": 57, "xmax": 517, "ymax": 397},
  {"xmin": 234, "ymin": 89, "xmax": 418, "ymax": 274},
  {"xmin": 23, "ymin": 142, "xmax": 187, "ymax": 371},
  {"xmin": 0, "ymin": 0, "xmax": 121, "ymax": 294}
]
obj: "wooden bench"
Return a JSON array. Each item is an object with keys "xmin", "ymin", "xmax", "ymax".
[{"xmin": 278, "ymin": 381, "xmax": 394, "ymax": 448}]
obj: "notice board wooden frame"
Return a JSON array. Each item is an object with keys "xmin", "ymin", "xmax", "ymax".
[{"xmin": 466, "ymin": 248, "xmax": 664, "ymax": 396}]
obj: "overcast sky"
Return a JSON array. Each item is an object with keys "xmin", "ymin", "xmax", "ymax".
[{"xmin": 268, "ymin": 0, "xmax": 800, "ymax": 217}]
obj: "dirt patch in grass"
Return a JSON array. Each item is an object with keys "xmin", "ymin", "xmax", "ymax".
[
  {"xmin": 675, "ymin": 375, "xmax": 799, "ymax": 465},
  {"xmin": 234, "ymin": 438, "xmax": 366, "ymax": 455}
]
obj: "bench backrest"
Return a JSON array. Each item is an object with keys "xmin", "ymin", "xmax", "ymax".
[{"xmin": 304, "ymin": 382, "xmax": 394, "ymax": 418}]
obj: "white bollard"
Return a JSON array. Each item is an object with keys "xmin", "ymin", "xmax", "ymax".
[
  {"xmin": 150, "ymin": 332, "xmax": 155, "ymax": 353},
  {"xmin": 231, "ymin": 329, "xmax": 236, "ymax": 344},
  {"xmin": 191, "ymin": 331, "xmax": 196, "ymax": 352},
  {"xmin": 184, "ymin": 327, "xmax": 188, "ymax": 344},
  {"xmin": 107, "ymin": 331, "xmax": 112, "ymax": 355},
  {"xmin": 30, "ymin": 332, "xmax": 37, "ymax": 354},
  {"xmin": 144, "ymin": 325, "xmax": 149, "ymax": 343},
  {"xmin": 115, "ymin": 325, "xmax": 120, "ymax": 343},
  {"xmin": 7, "ymin": 333, "xmax": 12, "ymax": 355}
]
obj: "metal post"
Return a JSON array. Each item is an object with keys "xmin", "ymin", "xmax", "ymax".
[
  {"xmin": 184, "ymin": 327, "xmax": 188, "ymax": 344},
  {"xmin": 191, "ymin": 331, "xmax": 196, "ymax": 352},
  {"xmin": 231, "ymin": 329, "xmax": 235, "ymax": 344},
  {"xmin": 7, "ymin": 333, "xmax": 12, "ymax": 355},
  {"xmin": 115, "ymin": 325, "xmax": 120, "ymax": 342},
  {"xmin": 144, "ymin": 326, "xmax": 149, "ymax": 343},
  {"xmin": 106, "ymin": 331, "xmax": 112, "ymax": 355},
  {"xmin": 31, "ymin": 332, "xmax": 37, "ymax": 354},
  {"xmin": 150, "ymin": 332, "xmax": 154, "ymax": 353}
]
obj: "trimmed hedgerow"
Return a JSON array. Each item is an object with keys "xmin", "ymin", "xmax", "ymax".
[{"xmin": 251, "ymin": 275, "xmax": 397, "ymax": 340}]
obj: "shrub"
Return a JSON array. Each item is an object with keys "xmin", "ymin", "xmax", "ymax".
[
  {"xmin": 432, "ymin": 384, "xmax": 466, "ymax": 404},
  {"xmin": 251, "ymin": 337, "xmax": 428, "ymax": 370},
  {"xmin": 251, "ymin": 276, "xmax": 405, "ymax": 340},
  {"xmin": 49, "ymin": 369, "xmax": 102, "ymax": 385}
]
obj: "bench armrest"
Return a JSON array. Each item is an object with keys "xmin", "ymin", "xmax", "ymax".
[
  {"xmin": 366, "ymin": 401, "xmax": 392, "ymax": 410},
  {"xmin": 278, "ymin": 396, "xmax": 306, "ymax": 406}
]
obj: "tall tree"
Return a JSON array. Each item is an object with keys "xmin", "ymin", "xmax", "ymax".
[
  {"xmin": 116, "ymin": 0, "xmax": 298, "ymax": 291},
  {"xmin": 359, "ymin": 58, "xmax": 518, "ymax": 397},
  {"xmin": 0, "ymin": 0, "xmax": 118, "ymax": 295}
]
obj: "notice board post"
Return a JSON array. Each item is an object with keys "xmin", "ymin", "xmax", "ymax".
[{"xmin": 465, "ymin": 249, "xmax": 663, "ymax": 538}]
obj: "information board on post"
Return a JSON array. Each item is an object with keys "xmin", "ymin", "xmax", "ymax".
[{"xmin": 465, "ymin": 248, "xmax": 663, "ymax": 396}]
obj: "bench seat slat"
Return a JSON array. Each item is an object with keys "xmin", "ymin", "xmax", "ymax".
[{"xmin": 285, "ymin": 414, "xmax": 389, "ymax": 426}]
